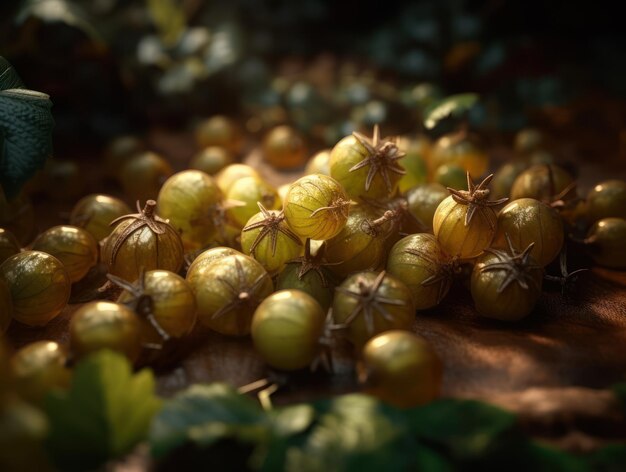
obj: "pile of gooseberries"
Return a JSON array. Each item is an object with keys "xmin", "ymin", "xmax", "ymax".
[{"xmin": 1, "ymin": 118, "xmax": 625, "ymax": 411}]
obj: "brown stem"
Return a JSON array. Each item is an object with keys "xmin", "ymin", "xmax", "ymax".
[
  {"xmin": 362, "ymin": 209, "xmax": 402, "ymax": 236},
  {"xmin": 143, "ymin": 200, "xmax": 157, "ymax": 217}
]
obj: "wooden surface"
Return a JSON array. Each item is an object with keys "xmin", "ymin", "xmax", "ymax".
[
  {"xmin": 5, "ymin": 129, "xmax": 626, "ymax": 451},
  {"xmin": 8, "ymin": 264, "xmax": 626, "ymax": 399}
]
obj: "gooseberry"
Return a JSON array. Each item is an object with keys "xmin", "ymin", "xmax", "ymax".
[
  {"xmin": 386, "ymin": 234, "xmax": 456, "ymax": 310},
  {"xmin": 324, "ymin": 204, "xmax": 388, "ymax": 278},
  {"xmin": 262, "ymin": 125, "xmax": 307, "ymax": 170},
  {"xmin": 434, "ymin": 164, "xmax": 468, "ymax": 190},
  {"xmin": 277, "ymin": 183, "xmax": 290, "ymax": 202},
  {"xmin": 251, "ymin": 289, "xmax": 326, "ymax": 371},
  {"xmin": 304, "ymin": 149, "xmax": 331, "ymax": 175},
  {"xmin": 283, "ymin": 174, "xmax": 351, "ymax": 241},
  {"xmin": 186, "ymin": 253, "xmax": 273, "ymax": 336},
  {"xmin": 186, "ymin": 246, "xmax": 240, "ymax": 275},
  {"xmin": 471, "ymin": 236, "xmax": 543, "ymax": 321},
  {"xmin": 330, "ymin": 125, "xmax": 405, "ymax": 199},
  {"xmin": 215, "ymin": 163, "xmax": 261, "ymax": 194},
  {"xmin": 433, "ymin": 173, "xmax": 508, "ymax": 259},
  {"xmin": 114, "ymin": 270, "xmax": 196, "ymax": 346},
  {"xmin": 0, "ymin": 251, "xmax": 70, "ymax": 326},
  {"xmin": 31, "ymin": 226, "xmax": 99, "ymax": 283},
  {"xmin": 241, "ymin": 204, "xmax": 303, "ymax": 274},
  {"xmin": 119, "ymin": 151, "xmax": 173, "ymax": 203},
  {"xmin": 70, "ymin": 301, "xmax": 142, "ymax": 362},
  {"xmin": 156, "ymin": 170, "xmax": 222, "ymax": 251},
  {"xmin": 189, "ymin": 146, "xmax": 233, "ymax": 175},
  {"xmin": 493, "ymin": 198, "xmax": 564, "ymax": 266},
  {"xmin": 430, "ymin": 132, "xmax": 488, "ymax": 178},
  {"xmin": 514, "ymin": 128, "xmax": 544, "ymax": 156},
  {"xmin": 11, "ymin": 341, "xmax": 71, "ymax": 404},
  {"xmin": 406, "ymin": 183, "xmax": 449, "ymax": 231},
  {"xmin": 195, "ymin": 115, "xmax": 243, "ymax": 155},
  {"xmin": 332, "ymin": 271, "xmax": 415, "ymax": 347},
  {"xmin": 69, "ymin": 194, "xmax": 132, "ymax": 242},
  {"xmin": 528, "ymin": 150, "xmax": 555, "ymax": 166},
  {"xmin": 585, "ymin": 217, "xmax": 626, "ymax": 269},
  {"xmin": 585, "ymin": 180, "xmax": 626, "ymax": 223},
  {"xmin": 362, "ymin": 196, "xmax": 420, "ymax": 247},
  {"xmin": 396, "ymin": 135, "xmax": 429, "ymax": 193},
  {"xmin": 359, "ymin": 330, "xmax": 442, "ymax": 408},
  {"xmin": 276, "ymin": 240, "xmax": 337, "ymax": 312},
  {"xmin": 102, "ymin": 200, "xmax": 184, "ymax": 282},
  {"xmin": 490, "ymin": 161, "xmax": 528, "ymax": 200},
  {"xmin": 226, "ymin": 176, "xmax": 281, "ymax": 228},
  {"xmin": 510, "ymin": 164, "xmax": 575, "ymax": 206},
  {"xmin": 201, "ymin": 199, "xmax": 247, "ymax": 248}
]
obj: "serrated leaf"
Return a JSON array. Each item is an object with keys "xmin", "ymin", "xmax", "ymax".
[
  {"xmin": 406, "ymin": 398, "xmax": 516, "ymax": 461},
  {"xmin": 0, "ymin": 89, "xmax": 54, "ymax": 198},
  {"xmin": 44, "ymin": 350, "xmax": 162, "ymax": 471},
  {"xmin": 0, "ymin": 57, "xmax": 54, "ymax": 198},
  {"xmin": 16, "ymin": 0, "xmax": 102, "ymax": 42},
  {"xmin": 423, "ymin": 93, "xmax": 478, "ymax": 129},
  {"xmin": 0, "ymin": 57, "xmax": 25, "ymax": 90},
  {"xmin": 149, "ymin": 383, "xmax": 265, "ymax": 459},
  {"xmin": 285, "ymin": 394, "xmax": 429, "ymax": 472}
]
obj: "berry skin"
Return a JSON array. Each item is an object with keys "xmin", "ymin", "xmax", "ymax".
[{"xmin": 433, "ymin": 173, "xmax": 507, "ymax": 260}]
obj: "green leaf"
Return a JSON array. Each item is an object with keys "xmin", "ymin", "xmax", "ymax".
[
  {"xmin": 0, "ymin": 57, "xmax": 54, "ymax": 198},
  {"xmin": 149, "ymin": 388, "xmax": 453, "ymax": 472},
  {"xmin": 145, "ymin": 384, "xmax": 589, "ymax": 471},
  {"xmin": 522, "ymin": 443, "xmax": 586, "ymax": 472},
  {"xmin": 284, "ymin": 394, "xmax": 436, "ymax": 472},
  {"xmin": 413, "ymin": 444, "xmax": 454, "ymax": 472},
  {"xmin": 259, "ymin": 404, "xmax": 317, "ymax": 471},
  {"xmin": 149, "ymin": 384, "xmax": 321, "ymax": 470},
  {"xmin": 406, "ymin": 398, "xmax": 516, "ymax": 461},
  {"xmin": 586, "ymin": 444, "xmax": 626, "ymax": 471},
  {"xmin": 44, "ymin": 350, "xmax": 162, "ymax": 471},
  {"xmin": 423, "ymin": 93, "xmax": 479, "ymax": 129},
  {"xmin": 16, "ymin": 0, "xmax": 102, "ymax": 42},
  {"xmin": 268, "ymin": 404, "xmax": 315, "ymax": 437},
  {"xmin": 149, "ymin": 383, "xmax": 266, "ymax": 459},
  {"xmin": 0, "ymin": 57, "xmax": 25, "ymax": 90}
]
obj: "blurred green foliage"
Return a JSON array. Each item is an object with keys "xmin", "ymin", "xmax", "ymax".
[{"xmin": 0, "ymin": 0, "xmax": 621, "ymax": 152}]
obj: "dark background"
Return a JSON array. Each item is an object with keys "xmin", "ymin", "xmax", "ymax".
[{"xmin": 1, "ymin": 0, "xmax": 625, "ymax": 158}]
